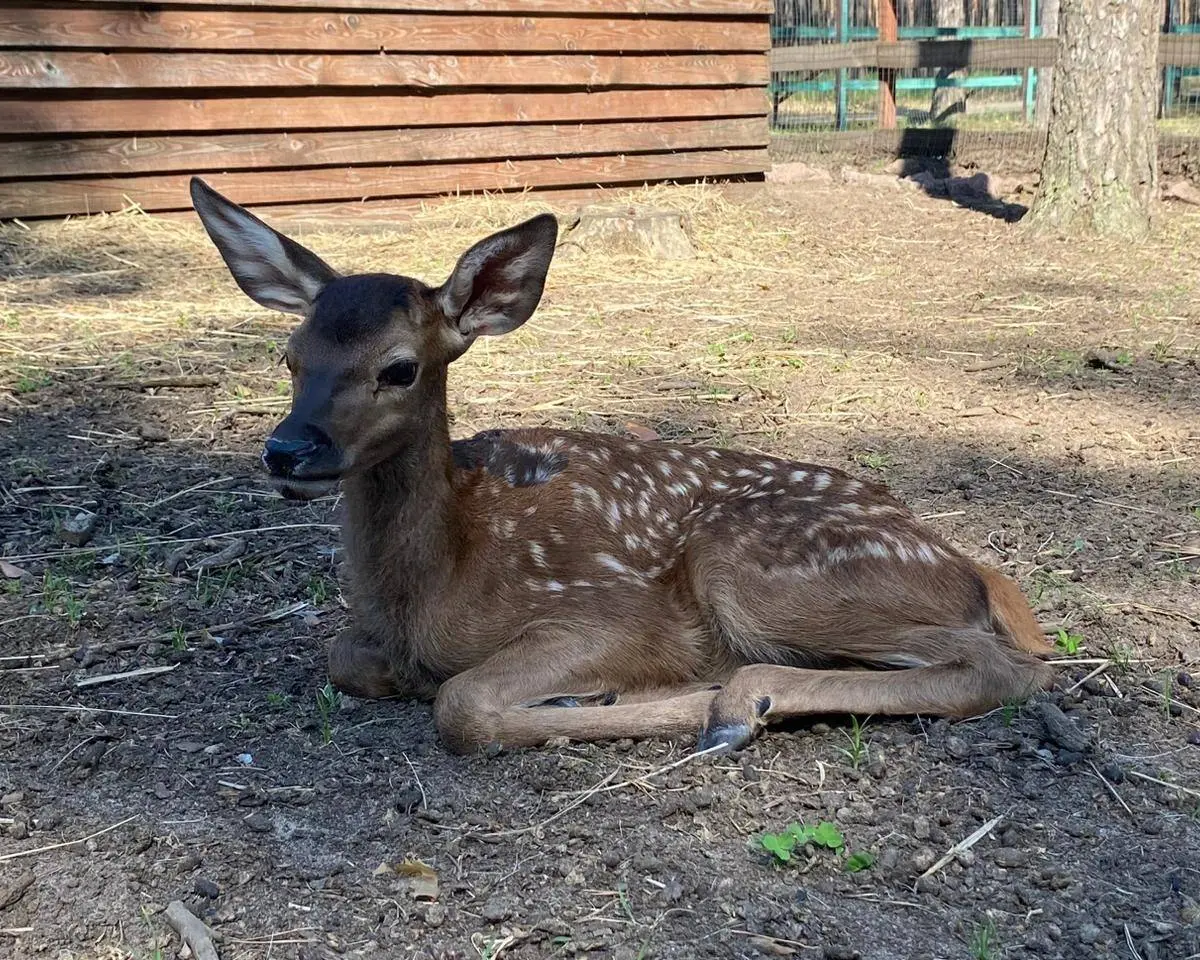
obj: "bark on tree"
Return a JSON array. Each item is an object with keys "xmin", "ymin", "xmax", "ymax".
[
  {"xmin": 1027, "ymin": 0, "xmax": 1159, "ymax": 237},
  {"xmin": 1034, "ymin": 0, "xmax": 1060, "ymax": 126},
  {"xmin": 930, "ymin": 0, "xmax": 968, "ymax": 125}
]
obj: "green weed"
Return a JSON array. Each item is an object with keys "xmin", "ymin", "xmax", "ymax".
[
  {"xmin": 316, "ymin": 681, "xmax": 342, "ymax": 745},
  {"xmin": 14, "ymin": 368, "xmax": 51, "ymax": 394},
  {"xmin": 969, "ymin": 918, "xmax": 998, "ymax": 960},
  {"xmin": 856, "ymin": 452, "xmax": 892, "ymax": 472},
  {"xmin": 839, "ymin": 715, "xmax": 869, "ymax": 770},
  {"xmin": 1054, "ymin": 628, "xmax": 1084, "ymax": 656},
  {"xmin": 758, "ymin": 821, "xmax": 845, "ymax": 864}
]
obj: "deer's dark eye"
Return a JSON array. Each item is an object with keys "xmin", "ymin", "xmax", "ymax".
[{"xmin": 379, "ymin": 359, "xmax": 419, "ymax": 388}]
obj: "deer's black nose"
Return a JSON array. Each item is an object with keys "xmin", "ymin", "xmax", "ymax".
[{"xmin": 262, "ymin": 436, "xmax": 318, "ymax": 478}]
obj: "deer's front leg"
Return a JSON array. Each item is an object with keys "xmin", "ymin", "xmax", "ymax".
[
  {"xmin": 431, "ymin": 630, "xmax": 715, "ymax": 754},
  {"xmin": 327, "ymin": 625, "xmax": 433, "ymax": 701}
]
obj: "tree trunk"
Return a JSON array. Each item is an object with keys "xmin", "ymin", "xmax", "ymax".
[
  {"xmin": 1034, "ymin": 0, "xmax": 1060, "ymax": 127},
  {"xmin": 1027, "ymin": 0, "xmax": 1159, "ymax": 237},
  {"xmin": 930, "ymin": 0, "xmax": 968, "ymax": 125}
]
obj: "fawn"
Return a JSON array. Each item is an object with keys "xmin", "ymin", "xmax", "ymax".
[{"xmin": 191, "ymin": 177, "xmax": 1053, "ymax": 754}]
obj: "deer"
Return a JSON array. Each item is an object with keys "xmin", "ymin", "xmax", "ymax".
[{"xmin": 190, "ymin": 177, "xmax": 1054, "ymax": 756}]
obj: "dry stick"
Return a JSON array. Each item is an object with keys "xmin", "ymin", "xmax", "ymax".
[
  {"xmin": 166, "ymin": 900, "xmax": 220, "ymax": 960},
  {"xmin": 1126, "ymin": 770, "xmax": 1200, "ymax": 800},
  {"xmin": 555, "ymin": 744, "xmax": 727, "ymax": 799},
  {"xmin": 75, "ymin": 663, "xmax": 178, "ymax": 689},
  {"xmin": 917, "ymin": 814, "xmax": 1005, "ymax": 882},
  {"xmin": 403, "ymin": 753, "xmax": 428, "ymax": 811},
  {"xmin": 1086, "ymin": 760, "xmax": 1135, "ymax": 820},
  {"xmin": 0, "ymin": 814, "xmax": 138, "ymax": 863},
  {"xmin": 0, "ymin": 704, "xmax": 179, "ymax": 719},
  {"xmin": 1124, "ymin": 924, "xmax": 1145, "ymax": 960},
  {"xmin": 1065, "ymin": 661, "xmax": 1111, "ymax": 696},
  {"xmin": 476, "ymin": 770, "xmax": 619, "ymax": 840}
]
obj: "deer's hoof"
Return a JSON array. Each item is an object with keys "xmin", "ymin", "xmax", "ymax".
[{"xmin": 696, "ymin": 721, "xmax": 753, "ymax": 754}]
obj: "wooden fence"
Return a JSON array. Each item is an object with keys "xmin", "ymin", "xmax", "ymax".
[{"xmin": 0, "ymin": 0, "xmax": 773, "ymax": 220}]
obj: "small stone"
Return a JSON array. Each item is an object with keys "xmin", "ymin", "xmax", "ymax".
[
  {"xmin": 1187, "ymin": 730, "xmax": 1200, "ymax": 747},
  {"xmin": 137, "ymin": 423, "xmax": 169, "ymax": 442},
  {"xmin": 1079, "ymin": 923, "xmax": 1102, "ymax": 945},
  {"xmin": 601, "ymin": 849, "xmax": 622, "ymax": 868},
  {"xmin": 194, "ymin": 877, "xmax": 220, "ymax": 899},
  {"xmin": 564, "ymin": 869, "xmax": 585, "ymax": 887},
  {"xmin": 176, "ymin": 853, "xmax": 201, "ymax": 874},
  {"xmin": 866, "ymin": 760, "xmax": 886, "ymax": 780},
  {"xmin": 913, "ymin": 816, "xmax": 931, "ymax": 841},
  {"xmin": 423, "ymin": 903, "xmax": 445, "ymax": 927},
  {"xmin": 1101, "ymin": 761, "xmax": 1126, "ymax": 782},
  {"xmin": 2, "ymin": 791, "xmax": 26, "ymax": 808},
  {"xmin": 945, "ymin": 736, "xmax": 969, "ymax": 760},
  {"xmin": 822, "ymin": 948, "xmax": 860, "ymax": 960},
  {"xmin": 59, "ymin": 512, "xmax": 99, "ymax": 547},
  {"xmin": 955, "ymin": 849, "xmax": 975, "ymax": 867},
  {"xmin": 482, "ymin": 898, "xmax": 510, "ymax": 923},
  {"xmin": 993, "ymin": 848, "xmax": 1031, "ymax": 868},
  {"xmin": 911, "ymin": 847, "xmax": 936, "ymax": 872}
]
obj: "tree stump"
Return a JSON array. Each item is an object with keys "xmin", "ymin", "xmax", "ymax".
[{"xmin": 558, "ymin": 204, "xmax": 695, "ymax": 260}]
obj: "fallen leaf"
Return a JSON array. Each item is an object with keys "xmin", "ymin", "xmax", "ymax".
[
  {"xmin": 398, "ymin": 858, "xmax": 439, "ymax": 901},
  {"xmin": 624, "ymin": 421, "xmax": 659, "ymax": 442},
  {"xmin": 0, "ymin": 560, "xmax": 27, "ymax": 579}
]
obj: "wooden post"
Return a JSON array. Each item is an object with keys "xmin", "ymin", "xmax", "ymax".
[
  {"xmin": 1162, "ymin": 0, "xmax": 1176, "ymax": 117},
  {"xmin": 878, "ymin": 0, "xmax": 898, "ymax": 128}
]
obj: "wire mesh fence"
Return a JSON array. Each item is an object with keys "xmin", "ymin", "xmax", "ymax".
[{"xmin": 770, "ymin": 0, "xmax": 1200, "ymax": 174}]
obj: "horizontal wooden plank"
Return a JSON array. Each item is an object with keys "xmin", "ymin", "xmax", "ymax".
[
  {"xmin": 0, "ymin": 118, "xmax": 768, "ymax": 178},
  {"xmin": 0, "ymin": 148, "xmax": 769, "ymax": 218},
  {"xmin": 0, "ymin": 88, "xmax": 767, "ymax": 135},
  {"xmin": 230, "ymin": 181, "xmax": 767, "ymax": 225},
  {"xmin": 0, "ymin": 8, "xmax": 769, "ymax": 53},
  {"xmin": 1160, "ymin": 34, "xmax": 1200, "ymax": 67},
  {"xmin": 0, "ymin": 51, "xmax": 768, "ymax": 90},
  {"xmin": 876, "ymin": 38, "xmax": 1057, "ymax": 70},
  {"xmin": 771, "ymin": 38, "xmax": 1056, "ymax": 73},
  {"xmin": 770, "ymin": 42, "xmax": 878, "ymax": 73},
  {"xmin": 58, "ymin": 0, "xmax": 774, "ymax": 15}
]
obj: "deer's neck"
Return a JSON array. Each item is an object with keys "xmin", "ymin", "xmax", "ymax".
[{"xmin": 340, "ymin": 378, "xmax": 458, "ymax": 634}]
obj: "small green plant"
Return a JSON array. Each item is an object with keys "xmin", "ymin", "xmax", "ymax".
[
  {"xmin": 758, "ymin": 821, "xmax": 845, "ymax": 864},
  {"xmin": 170, "ymin": 624, "xmax": 188, "ymax": 651},
  {"xmin": 969, "ymin": 918, "xmax": 998, "ymax": 960},
  {"xmin": 1054, "ymin": 628, "xmax": 1083, "ymax": 656},
  {"xmin": 316, "ymin": 681, "xmax": 342, "ymax": 745},
  {"xmin": 1001, "ymin": 696, "xmax": 1023, "ymax": 727},
  {"xmin": 1108, "ymin": 641, "xmax": 1134, "ymax": 675},
  {"xmin": 306, "ymin": 574, "xmax": 332, "ymax": 605},
  {"xmin": 14, "ymin": 368, "xmax": 51, "ymax": 394},
  {"xmin": 856, "ymin": 452, "xmax": 892, "ymax": 472},
  {"xmin": 839, "ymin": 715, "xmax": 869, "ymax": 770},
  {"xmin": 266, "ymin": 691, "xmax": 291, "ymax": 708},
  {"xmin": 1113, "ymin": 349, "xmax": 1134, "ymax": 366},
  {"xmin": 38, "ymin": 572, "xmax": 83, "ymax": 627},
  {"xmin": 1159, "ymin": 670, "xmax": 1176, "ymax": 719},
  {"xmin": 844, "ymin": 851, "xmax": 875, "ymax": 873}
]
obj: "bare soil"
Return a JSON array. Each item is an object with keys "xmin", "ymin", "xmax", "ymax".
[{"xmin": 1, "ymin": 179, "xmax": 1198, "ymax": 960}]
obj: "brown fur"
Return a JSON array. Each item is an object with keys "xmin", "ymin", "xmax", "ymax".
[{"xmin": 189, "ymin": 178, "xmax": 1055, "ymax": 755}]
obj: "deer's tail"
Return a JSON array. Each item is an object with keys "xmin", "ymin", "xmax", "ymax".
[{"xmin": 974, "ymin": 562, "xmax": 1054, "ymax": 656}]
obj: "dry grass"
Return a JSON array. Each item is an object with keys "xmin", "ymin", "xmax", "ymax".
[{"xmin": 2, "ymin": 179, "xmax": 1199, "ymax": 471}]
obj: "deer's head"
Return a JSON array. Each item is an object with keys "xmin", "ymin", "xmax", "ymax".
[{"xmin": 190, "ymin": 178, "xmax": 558, "ymax": 500}]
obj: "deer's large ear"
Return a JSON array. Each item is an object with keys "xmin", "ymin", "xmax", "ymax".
[
  {"xmin": 437, "ymin": 213, "xmax": 558, "ymax": 341},
  {"xmin": 190, "ymin": 177, "xmax": 338, "ymax": 316}
]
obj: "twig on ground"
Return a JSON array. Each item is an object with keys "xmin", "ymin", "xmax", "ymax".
[
  {"xmin": 0, "ymin": 704, "xmax": 179, "ymax": 719},
  {"xmin": 75, "ymin": 663, "xmax": 179, "ymax": 689},
  {"xmin": 1126, "ymin": 770, "xmax": 1200, "ymax": 800},
  {"xmin": 1065, "ymin": 661, "xmax": 1111, "ymax": 695},
  {"xmin": 918, "ymin": 814, "xmax": 1004, "ymax": 881},
  {"xmin": 1086, "ymin": 760, "xmax": 1135, "ymax": 820},
  {"xmin": 472, "ymin": 770, "xmax": 620, "ymax": 840},
  {"xmin": 166, "ymin": 900, "xmax": 220, "ymax": 960},
  {"xmin": 403, "ymin": 753, "xmax": 428, "ymax": 810},
  {"xmin": 556, "ymin": 744, "xmax": 727, "ymax": 799},
  {"xmin": 1124, "ymin": 924, "xmax": 1145, "ymax": 960},
  {"xmin": 0, "ymin": 814, "xmax": 138, "ymax": 862}
]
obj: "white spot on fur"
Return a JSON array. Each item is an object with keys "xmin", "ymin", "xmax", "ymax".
[
  {"xmin": 790, "ymin": 469, "xmax": 808, "ymax": 483},
  {"xmin": 735, "ymin": 468, "xmax": 755, "ymax": 478},
  {"xmin": 529, "ymin": 542, "xmax": 547, "ymax": 567},
  {"xmin": 813, "ymin": 473, "xmax": 832, "ymax": 491},
  {"xmin": 843, "ymin": 480, "xmax": 862, "ymax": 496},
  {"xmin": 712, "ymin": 480, "xmax": 729, "ymax": 492},
  {"xmin": 875, "ymin": 653, "xmax": 931, "ymax": 668},
  {"xmin": 916, "ymin": 543, "xmax": 938, "ymax": 563},
  {"xmin": 546, "ymin": 580, "xmax": 565, "ymax": 592},
  {"xmin": 596, "ymin": 553, "xmax": 632, "ymax": 575}
]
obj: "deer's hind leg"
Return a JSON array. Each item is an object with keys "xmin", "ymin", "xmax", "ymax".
[
  {"xmin": 432, "ymin": 628, "xmax": 717, "ymax": 754},
  {"xmin": 697, "ymin": 627, "xmax": 1052, "ymax": 752}
]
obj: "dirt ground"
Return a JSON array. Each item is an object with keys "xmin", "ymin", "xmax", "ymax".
[{"xmin": 1, "ymin": 177, "xmax": 1198, "ymax": 960}]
